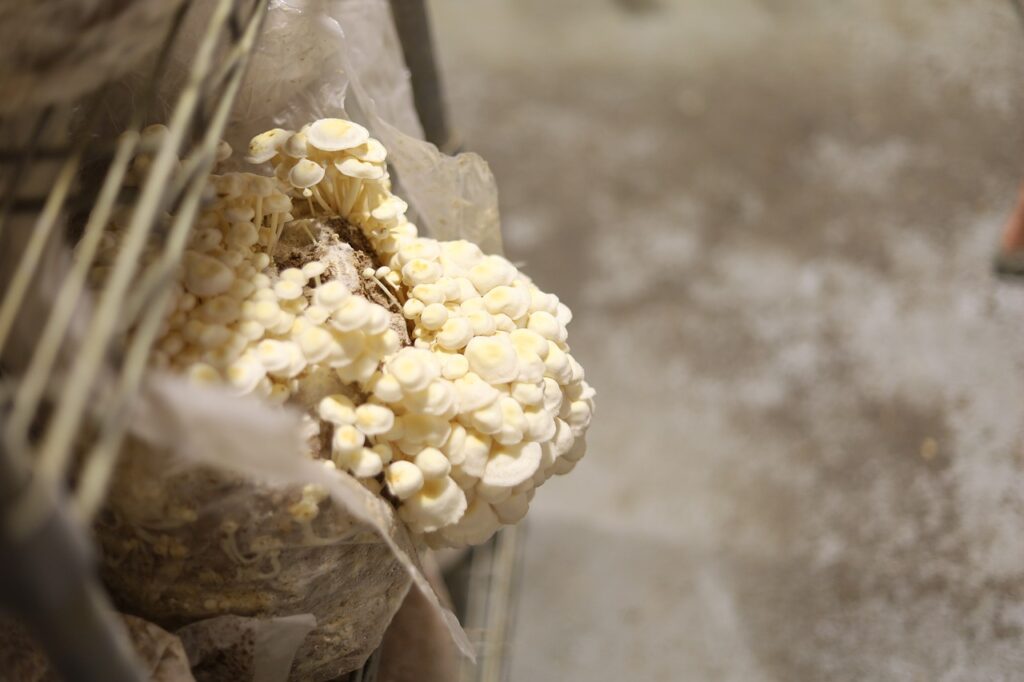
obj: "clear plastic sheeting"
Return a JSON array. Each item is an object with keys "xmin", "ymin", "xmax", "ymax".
[
  {"xmin": 0, "ymin": 0, "xmax": 188, "ymax": 114},
  {"xmin": 115, "ymin": 375, "xmax": 472, "ymax": 680},
  {"xmin": 190, "ymin": 0, "xmax": 502, "ymax": 253}
]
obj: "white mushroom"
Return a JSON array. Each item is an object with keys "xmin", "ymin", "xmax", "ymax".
[
  {"xmin": 350, "ymin": 138, "xmax": 387, "ymax": 163},
  {"xmin": 314, "ymin": 281, "xmax": 351, "ymax": 309},
  {"xmin": 246, "ymin": 128, "xmax": 291, "ymax": 163},
  {"xmin": 415, "ymin": 447, "xmax": 452, "ymax": 479},
  {"xmin": 438, "ymin": 497, "xmax": 500, "ymax": 547},
  {"xmin": 349, "ymin": 448, "xmax": 384, "ymax": 478},
  {"xmin": 468, "ymin": 255, "xmax": 516, "ymax": 294},
  {"xmin": 482, "ymin": 441, "xmax": 542, "ymax": 489},
  {"xmin": 289, "ymin": 159, "xmax": 326, "ymax": 189},
  {"xmin": 386, "ymin": 347, "xmax": 440, "ymax": 392},
  {"xmin": 399, "ymin": 476, "xmax": 467, "ymax": 533},
  {"xmin": 332, "ymin": 424, "xmax": 365, "ymax": 459},
  {"xmin": 319, "ymin": 395, "xmax": 357, "ymax": 424},
  {"xmin": 354, "ymin": 403, "xmax": 395, "ymax": 436},
  {"xmin": 453, "ymin": 373, "xmax": 500, "ymax": 412},
  {"xmin": 464, "ymin": 335, "xmax": 519, "ymax": 385},
  {"xmin": 307, "ymin": 118, "xmax": 370, "ymax": 152},
  {"xmin": 334, "ymin": 157, "xmax": 385, "ymax": 180},
  {"xmin": 385, "ymin": 460, "xmax": 424, "ymax": 500},
  {"xmin": 183, "ymin": 251, "xmax": 234, "ymax": 297},
  {"xmin": 283, "ymin": 131, "xmax": 309, "ymax": 159},
  {"xmin": 492, "ymin": 492, "xmax": 530, "ymax": 524}
]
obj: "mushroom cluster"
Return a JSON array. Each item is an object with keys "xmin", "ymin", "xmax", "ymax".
[{"xmin": 98, "ymin": 117, "xmax": 593, "ymax": 547}]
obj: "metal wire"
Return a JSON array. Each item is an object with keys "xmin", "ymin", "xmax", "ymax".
[
  {"xmin": 76, "ymin": 0, "xmax": 268, "ymax": 520},
  {"xmin": 0, "ymin": 1, "xmax": 269, "ymax": 678}
]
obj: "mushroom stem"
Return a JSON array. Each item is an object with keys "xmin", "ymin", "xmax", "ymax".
[
  {"xmin": 268, "ymin": 212, "xmax": 281, "ymax": 256},
  {"xmin": 370, "ymin": 275, "xmax": 400, "ymax": 308},
  {"xmin": 311, "ymin": 185, "xmax": 332, "ymax": 214},
  {"xmin": 332, "ymin": 176, "xmax": 346, "ymax": 214},
  {"xmin": 341, "ymin": 179, "xmax": 363, "ymax": 216},
  {"xmin": 255, "ymin": 195, "xmax": 263, "ymax": 229},
  {"xmin": 319, "ymin": 174, "xmax": 338, "ymax": 213}
]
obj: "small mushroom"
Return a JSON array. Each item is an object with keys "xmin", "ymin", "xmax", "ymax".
[
  {"xmin": 183, "ymin": 251, "xmax": 234, "ymax": 297},
  {"xmin": 319, "ymin": 395, "xmax": 357, "ymax": 424},
  {"xmin": 438, "ymin": 497, "xmax": 500, "ymax": 547},
  {"xmin": 354, "ymin": 403, "xmax": 395, "ymax": 436},
  {"xmin": 334, "ymin": 156, "xmax": 385, "ymax": 181},
  {"xmin": 289, "ymin": 159, "xmax": 326, "ymax": 189},
  {"xmin": 414, "ymin": 447, "xmax": 451, "ymax": 479},
  {"xmin": 350, "ymin": 138, "xmax": 387, "ymax": 163},
  {"xmin": 246, "ymin": 128, "xmax": 291, "ymax": 163},
  {"xmin": 386, "ymin": 347, "xmax": 440, "ymax": 392},
  {"xmin": 385, "ymin": 460, "xmax": 424, "ymax": 500},
  {"xmin": 482, "ymin": 441, "xmax": 542, "ymax": 489},
  {"xmin": 399, "ymin": 476, "xmax": 467, "ymax": 533},
  {"xmin": 465, "ymin": 335, "xmax": 519, "ymax": 385}
]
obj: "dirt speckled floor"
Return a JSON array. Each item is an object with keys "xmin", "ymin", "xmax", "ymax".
[{"xmin": 431, "ymin": 1, "xmax": 1024, "ymax": 679}]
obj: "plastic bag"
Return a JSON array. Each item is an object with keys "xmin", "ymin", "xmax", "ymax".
[
  {"xmin": 184, "ymin": 0, "xmax": 503, "ymax": 253},
  {"xmin": 85, "ymin": 3, "xmax": 493, "ymax": 677}
]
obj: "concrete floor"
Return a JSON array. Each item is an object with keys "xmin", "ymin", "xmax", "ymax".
[{"xmin": 431, "ymin": 1, "xmax": 1024, "ymax": 680}]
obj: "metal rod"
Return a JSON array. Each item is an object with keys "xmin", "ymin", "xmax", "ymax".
[{"xmin": 388, "ymin": 0, "xmax": 456, "ymax": 151}]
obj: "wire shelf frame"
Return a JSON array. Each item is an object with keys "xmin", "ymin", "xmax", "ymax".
[{"xmin": 0, "ymin": 1, "xmax": 267, "ymax": 679}]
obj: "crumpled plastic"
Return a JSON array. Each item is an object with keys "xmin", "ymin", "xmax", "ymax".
[
  {"xmin": 173, "ymin": 0, "xmax": 501, "ymax": 253},
  {"xmin": 99, "ymin": 373, "xmax": 472, "ymax": 681}
]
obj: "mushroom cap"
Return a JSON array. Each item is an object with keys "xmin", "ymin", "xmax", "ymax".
[
  {"xmin": 355, "ymin": 403, "xmax": 395, "ymax": 436},
  {"xmin": 475, "ymin": 479, "xmax": 512, "ymax": 504},
  {"xmin": 328, "ymin": 296, "xmax": 371, "ymax": 332},
  {"xmin": 332, "ymin": 424, "xmax": 366, "ymax": 457},
  {"xmin": 468, "ymin": 255, "xmax": 516, "ymax": 294},
  {"xmin": 313, "ymin": 281, "xmax": 351, "ymax": 310},
  {"xmin": 385, "ymin": 460, "xmax": 424, "ymax": 500},
  {"xmin": 414, "ymin": 447, "xmax": 452, "ymax": 479},
  {"xmin": 183, "ymin": 251, "xmax": 234, "ymax": 297},
  {"xmin": 460, "ymin": 432, "xmax": 491, "ymax": 479},
  {"xmin": 350, "ymin": 448, "xmax": 384, "ymax": 478},
  {"xmin": 387, "ymin": 347, "xmax": 440, "ymax": 392},
  {"xmin": 289, "ymin": 159, "xmax": 326, "ymax": 189},
  {"xmin": 465, "ymin": 335, "xmax": 519, "ymax": 385},
  {"xmin": 493, "ymin": 492, "xmax": 530, "ymax": 524},
  {"xmin": 307, "ymin": 118, "xmax": 370, "ymax": 152},
  {"xmin": 482, "ymin": 441, "xmax": 542, "ymax": 488},
  {"xmin": 334, "ymin": 157, "xmax": 385, "ymax": 180},
  {"xmin": 319, "ymin": 394, "xmax": 357, "ymax": 424},
  {"xmin": 400, "ymin": 476, "xmax": 467, "ymax": 533},
  {"xmin": 283, "ymin": 131, "xmax": 309, "ymax": 158},
  {"xmin": 440, "ymin": 240, "xmax": 485, "ymax": 272},
  {"xmin": 438, "ymin": 497, "xmax": 500, "ymax": 547},
  {"xmin": 350, "ymin": 138, "xmax": 387, "ymax": 163},
  {"xmin": 246, "ymin": 128, "xmax": 291, "ymax": 163}
]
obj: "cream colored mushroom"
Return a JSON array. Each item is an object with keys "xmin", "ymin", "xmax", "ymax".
[
  {"xmin": 307, "ymin": 118, "xmax": 370, "ymax": 152},
  {"xmin": 289, "ymin": 159, "xmax": 326, "ymax": 189},
  {"xmin": 385, "ymin": 460, "xmax": 424, "ymax": 500},
  {"xmin": 438, "ymin": 496, "xmax": 500, "ymax": 547},
  {"xmin": 399, "ymin": 476, "xmax": 467, "ymax": 533},
  {"xmin": 482, "ymin": 441, "xmax": 542, "ymax": 489},
  {"xmin": 246, "ymin": 128, "xmax": 291, "ymax": 163}
]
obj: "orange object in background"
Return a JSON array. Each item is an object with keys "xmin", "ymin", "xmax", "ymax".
[{"xmin": 996, "ymin": 181, "xmax": 1024, "ymax": 276}]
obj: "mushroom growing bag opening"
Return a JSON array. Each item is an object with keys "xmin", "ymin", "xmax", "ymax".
[{"xmin": 85, "ymin": 2, "xmax": 593, "ymax": 680}]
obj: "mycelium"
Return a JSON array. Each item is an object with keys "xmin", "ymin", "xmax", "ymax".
[{"xmin": 98, "ymin": 117, "xmax": 594, "ymax": 548}]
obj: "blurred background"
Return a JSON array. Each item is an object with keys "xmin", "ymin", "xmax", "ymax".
[{"xmin": 431, "ymin": 1, "xmax": 1024, "ymax": 679}]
